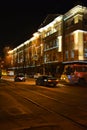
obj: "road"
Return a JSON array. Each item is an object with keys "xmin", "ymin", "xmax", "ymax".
[{"xmin": 0, "ymin": 77, "xmax": 87, "ymax": 130}]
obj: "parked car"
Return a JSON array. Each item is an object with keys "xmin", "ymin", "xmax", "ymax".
[
  {"xmin": 14, "ymin": 73, "xmax": 26, "ymax": 82},
  {"xmin": 36, "ymin": 75, "xmax": 59, "ymax": 87}
]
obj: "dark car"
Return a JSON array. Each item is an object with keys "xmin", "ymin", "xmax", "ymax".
[
  {"xmin": 36, "ymin": 75, "xmax": 59, "ymax": 87},
  {"xmin": 14, "ymin": 73, "xmax": 26, "ymax": 82}
]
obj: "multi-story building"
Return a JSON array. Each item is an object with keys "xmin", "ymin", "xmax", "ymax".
[
  {"xmin": 7, "ymin": 5, "xmax": 87, "ymax": 77},
  {"xmin": 38, "ymin": 14, "xmax": 63, "ymax": 76},
  {"xmin": 64, "ymin": 5, "xmax": 87, "ymax": 62},
  {"xmin": 9, "ymin": 33, "xmax": 43, "ymax": 76}
]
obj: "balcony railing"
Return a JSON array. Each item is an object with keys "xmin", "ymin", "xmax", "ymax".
[
  {"xmin": 65, "ymin": 21, "xmax": 83, "ymax": 34},
  {"xmin": 44, "ymin": 45, "xmax": 58, "ymax": 51}
]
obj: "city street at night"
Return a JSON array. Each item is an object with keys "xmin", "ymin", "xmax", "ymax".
[
  {"xmin": 1, "ymin": 1, "xmax": 87, "ymax": 130},
  {"xmin": 0, "ymin": 77, "xmax": 87, "ymax": 130}
]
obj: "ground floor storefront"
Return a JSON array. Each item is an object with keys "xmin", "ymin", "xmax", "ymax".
[{"xmin": 10, "ymin": 62, "xmax": 64, "ymax": 78}]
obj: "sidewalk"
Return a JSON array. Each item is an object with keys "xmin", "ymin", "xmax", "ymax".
[{"xmin": 2, "ymin": 75, "xmax": 14, "ymax": 81}]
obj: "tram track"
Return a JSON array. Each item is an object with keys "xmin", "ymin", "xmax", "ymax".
[
  {"xmin": 5, "ymin": 81, "xmax": 87, "ymax": 111},
  {"xmin": 3, "ymin": 81, "xmax": 87, "ymax": 130}
]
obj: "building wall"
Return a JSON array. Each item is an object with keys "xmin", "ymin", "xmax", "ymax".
[{"xmin": 8, "ymin": 5, "xmax": 87, "ymax": 76}]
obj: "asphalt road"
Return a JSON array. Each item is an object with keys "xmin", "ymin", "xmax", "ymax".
[{"xmin": 0, "ymin": 78, "xmax": 87, "ymax": 130}]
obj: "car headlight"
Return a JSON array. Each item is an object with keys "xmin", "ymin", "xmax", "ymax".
[{"xmin": 44, "ymin": 79, "xmax": 47, "ymax": 82}]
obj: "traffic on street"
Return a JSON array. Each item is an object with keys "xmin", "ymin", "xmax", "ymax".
[{"xmin": 0, "ymin": 76, "xmax": 87, "ymax": 130}]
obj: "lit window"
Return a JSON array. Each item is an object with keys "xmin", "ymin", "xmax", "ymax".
[
  {"xmin": 71, "ymin": 50, "xmax": 74, "ymax": 58},
  {"xmin": 74, "ymin": 14, "xmax": 83, "ymax": 24},
  {"xmin": 84, "ymin": 49, "xmax": 87, "ymax": 57},
  {"xmin": 65, "ymin": 51, "xmax": 68, "ymax": 60}
]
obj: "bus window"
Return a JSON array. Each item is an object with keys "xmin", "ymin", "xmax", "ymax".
[
  {"xmin": 75, "ymin": 66, "xmax": 87, "ymax": 72},
  {"xmin": 65, "ymin": 66, "xmax": 74, "ymax": 75}
]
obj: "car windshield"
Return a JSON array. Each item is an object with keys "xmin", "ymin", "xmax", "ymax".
[
  {"xmin": 16, "ymin": 74, "xmax": 24, "ymax": 77},
  {"xmin": 39, "ymin": 75, "xmax": 56, "ymax": 79},
  {"xmin": 47, "ymin": 76, "xmax": 56, "ymax": 79}
]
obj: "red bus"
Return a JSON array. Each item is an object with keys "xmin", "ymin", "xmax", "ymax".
[{"xmin": 60, "ymin": 61, "xmax": 87, "ymax": 85}]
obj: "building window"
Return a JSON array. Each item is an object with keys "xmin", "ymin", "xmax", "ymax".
[
  {"xmin": 65, "ymin": 18, "xmax": 74, "ymax": 29},
  {"xmin": 74, "ymin": 14, "xmax": 83, "ymax": 24},
  {"xmin": 71, "ymin": 50, "xmax": 74, "ymax": 58},
  {"xmin": 44, "ymin": 39, "xmax": 58, "ymax": 51},
  {"xmin": 84, "ymin": 49, "xmax": 87, "ymax": 58},
  {"xmin": 83, "ymin": 33, "xmax": 87, "ymax": 41},
  {"xmin": 65, "ymin": 51, "xmax": 68, "ymax": 60}
]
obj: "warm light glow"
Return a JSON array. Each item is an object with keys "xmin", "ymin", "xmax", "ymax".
[
  {"xmin": 55, "ymin": 15, "xmax": 63, "ymax": 22},
  {"xmin": 38, "ymin": 15, "xmax": 63, "ymax": 32},
  {"xmin": 74, "ymin": 14, "xmax": 83, "ymax": 24},
  {"xmin": 7, "ymin": 5, "xmax": 87, "ymax": 66},
  {"xmin": 74, "ymin": 30, "xmax": 84, "ymax": 49},
  {"xmin": 64, "ymin": 5, "xmax": 87, "ymax": 21},
  {"xmin": 58, "ymin": 36, "xmax": 62, "ymax": 52},
  {"xmin": 30, "ymin": 36, "xmax": 36, "ymax": 41},
  {"xmin": 33, "ymin": 32, "xmax": 40, "ymax": 38},
  {"xmin": 24, "ymin": 40, "xmax": 30, "ymax": 45},
  {"xmin": 13, "ymin": 37, "xmax": 34, "ymax": 52},
  {"xmin": 74, "ymin": 31, "xmax": 78, "ymax": 50},
  {"xmin": 8, "ymin": 50, "xmax": 13, "ymax": 54},
  {"xmin": 74, "ymin": 30, "xmax": 84, "ymax": 60},
  {"xmin": 17, "ymin": 44, "xmax": 23, "ymax": 49}
]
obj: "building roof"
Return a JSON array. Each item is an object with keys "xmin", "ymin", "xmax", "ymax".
[{"xmin": 38, "ymin": 14, "xmax": 61, "ymax": 29}]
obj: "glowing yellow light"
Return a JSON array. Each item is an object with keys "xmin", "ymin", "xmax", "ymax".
[
  {"xmin": 74, "ymin": 31, "xmax": 78, "ymax": 50},
  {"xmin": 58, "ymin": 36, "xmax": 62, "ymax": 52},
  {"xmin": 74, "ymin": 30, "xmax": 84, "ymax": 60},
  {"xmin": 33, "ymin": 32, "xmax": 40, "ymax": 38},
  {"xmin": 8, "ymin": 50, "xmax": 13, "ymax": 54},
  {"xmin": 64, "ymin": 5, "xmax": 87, "ymax": 21},
  {"xmin": 38, "ymin": 15, "xmax": 63, "ymax": 32}
]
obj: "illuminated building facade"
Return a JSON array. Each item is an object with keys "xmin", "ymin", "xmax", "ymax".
[
  {"xmin": 64, "ymin": 5, "xmax": 87, "ymax": 61},
  {"xmin": 8, "ymin": 5, "xmax": 87, "ymax": 76}
]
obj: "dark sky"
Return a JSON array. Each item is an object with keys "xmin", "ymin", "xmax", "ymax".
[{"xmin": 0, "ymin": 0, "xmax": 87, "ymax": 57}]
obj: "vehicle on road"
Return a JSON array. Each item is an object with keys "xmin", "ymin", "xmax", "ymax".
[
  {"xmin": 36, "ymin": 75, "xmax": 59, "ymax": 87},
  {"xmin": 60, "ymin": 61, "xmax": 87, "ymax": 85},
  {"xmin": 14, "ymin": 73, "xmax": 26, "ymax": 82}
]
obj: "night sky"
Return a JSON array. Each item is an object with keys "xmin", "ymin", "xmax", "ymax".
[{"xmin": 0, "ymin": 0, "xmax": 87, "ymax": 57}]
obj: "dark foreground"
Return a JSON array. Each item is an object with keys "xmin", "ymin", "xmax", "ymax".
[{"xmin": 0, "ymin": 78, "xmax": 87, "ymax": 130}]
